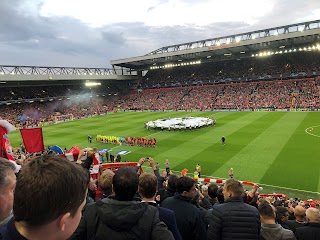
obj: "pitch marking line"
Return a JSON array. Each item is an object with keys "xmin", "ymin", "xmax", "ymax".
[{"xmin": 305, "ymin": 125, "xmax": 320, "ymax": 137}]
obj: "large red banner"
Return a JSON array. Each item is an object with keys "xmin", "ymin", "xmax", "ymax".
[{"xmin": 20, "ymin": 128, "xmax": 44, "ymax": 153}]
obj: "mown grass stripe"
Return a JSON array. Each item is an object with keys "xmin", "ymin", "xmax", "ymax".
[
  {"xmin": 260, "ymin": 112, "xmax": 319, "ymax": 192},
  {"xmin": 213, "ymin": 112, "xmax": 307, "ymax": 183}
]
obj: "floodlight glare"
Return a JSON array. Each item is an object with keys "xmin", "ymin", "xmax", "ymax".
[{"xmin": 85, "ymin": 82, "xmax": 101, "ymax": 87}]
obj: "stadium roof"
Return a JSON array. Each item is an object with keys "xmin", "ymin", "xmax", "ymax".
[{"xmin": 111, "ymin": 20, "xmax": 320, "ymax": 71}]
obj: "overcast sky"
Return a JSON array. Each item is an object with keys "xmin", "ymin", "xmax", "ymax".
[{"xmin": 0, "ymin": 0, "xmax": 319, "ymax": 68}]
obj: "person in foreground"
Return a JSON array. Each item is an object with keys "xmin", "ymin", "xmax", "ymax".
[
  {"xmin": 0, "ymin": 158, "xmax": 16, "ymax": 227},
  {"xmin": 259, "ymin": 202, "xmax": 296, "ymax": 240},
  {"xmin": 70, "ymin": 166, "xmax": 174, "ymax": 240},
  {"xmin": 295, "ymin": 207, "xmax": 320, "ymax": 240},
  {"xmin": 0, "ymin": 155, "xmax": 89, "ymax": 240},
  {"xmin": 161, "ymin": 176, "xmax": 207, "ymax": 240},
  {"xmin": 207, "ymin": 179, "xmax": 260, "ymax": 239},
  {"xmin": 138, "ymin": 171, "xmax": 182, "ymax": 240}
]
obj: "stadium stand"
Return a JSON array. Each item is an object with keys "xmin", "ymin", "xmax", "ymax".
[{"xmin": 1, "ymin": 21, "xmax": 320, "ymax": 239}]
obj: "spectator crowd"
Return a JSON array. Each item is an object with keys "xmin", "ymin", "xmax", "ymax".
[{"xmin": 1, "ymin": 156, "xmax": 320, "ymax": 239}]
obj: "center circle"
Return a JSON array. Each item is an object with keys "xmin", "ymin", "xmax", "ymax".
[{"xmin": 145, "ymin": 117, "xmax": 216, "ymax": 130}]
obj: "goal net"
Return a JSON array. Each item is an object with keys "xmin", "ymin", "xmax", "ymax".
[{"xmin": 54, "ymin": 114, "xmax": 74, "ymax": 123}]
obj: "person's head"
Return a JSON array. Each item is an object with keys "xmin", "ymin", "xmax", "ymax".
[
  {"xmin": 99, "ymin": 169, "xmax": 114, "ymax": 197},
  {"xmin": 208, "ymin": 183, "xmax": 218, "ymax": 199},
  {"xmin": 138, "ymin": 172, "xmax": 157, "ymax": 199},
  {"xmin": 14, "ymin": 155, "xmax": 89, "ymax": 239},
  {"xmin": 259, "ymin": 202, "xmax": 276, "ymax": 223},
  {"xmin": 216, "ymin": 187, "xmax": 225, "ymax": 203},
  {"xmin": 176, "ymin": 176, "xmax": 196, "ymax": 199},
  {"xmin": 201, "ymin": 185, "xmax": 208, "ymax": 194},
  {"xmin": 306, "ymin": 207, "xmax": 320, "ymax": 223},
  {"xmin": 167, "ymin": 174, "xmax": 178, "ymax": 192},
  {"xmin": 0, "ymin": 158, "xmax": 16, "ymax": 223},
  {"xmin": 276, "ymin": 206, "xmax": 289, "ymax": 223},
  {"xmin": 294, "ymin": 205, "xmax": 306, "ymax": 221},
  {"xmin": 112, "ymin": 167, "xmax": 138, "ymax": 201},
  {"xmin": 223, "ymin": 179, "xmax": 244, "ymax": 200}
]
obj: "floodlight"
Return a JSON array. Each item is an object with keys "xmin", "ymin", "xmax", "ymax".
[{"xmin": 85, "ymin": 82, "xmax": 101, "ymax": 87}]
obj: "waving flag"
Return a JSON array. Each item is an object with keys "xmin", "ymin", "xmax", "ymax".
[{"xmin": 20, "ymin": 128, "xmax": 44, "ymax": 153}]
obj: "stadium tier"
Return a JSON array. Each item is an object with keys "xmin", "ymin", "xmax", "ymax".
[{"xmin": 1, "ymin": 20, "xmax": 320, "ymax": 239}]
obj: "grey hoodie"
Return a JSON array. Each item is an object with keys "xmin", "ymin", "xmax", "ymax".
[{"xmin": 260, "ymin": 223, "xmax": 296, "ymax": 240}]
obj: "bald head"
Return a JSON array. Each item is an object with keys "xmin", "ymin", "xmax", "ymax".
[
  {"xmin": 294, "ymin": 206, "xmax": 306, "ymax": 220},
  {"xmin": 306, "ymin": 207, "xmax": 320, "ymax": 223}
]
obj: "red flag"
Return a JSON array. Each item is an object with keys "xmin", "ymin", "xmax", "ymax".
[{"xmin": 20, "ymin": 128, "xmax": 44, "ymax": 153}]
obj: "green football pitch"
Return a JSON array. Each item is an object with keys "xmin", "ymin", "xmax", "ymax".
[{"xmin": 9, "ymin": 111, "xmax": 320, "ymax": 200}]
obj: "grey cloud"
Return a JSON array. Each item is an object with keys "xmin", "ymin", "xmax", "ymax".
[
  {"xmin": 0, "ymin": 1, "xmax": 56, "ymax": 42},
  {"xmin": 0, "ymin": 0, "xmax": 320, "ymax": 68},
  {"xmin": 101, "ymin": 31, "xmax": 126, "ymax": 46}
]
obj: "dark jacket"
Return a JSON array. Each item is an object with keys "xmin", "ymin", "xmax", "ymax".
[
  {"xmin": 287, "ymin": 220, "xmax": 305, "ymax": 234},
  {"xmin": 295, "ymin": 223, "xmax": 320, "ymax": 240},
  {"xmin": 158, "ymin": 188, "xmax": 175, "ymax": 204},
  {"xmin": 260, "ymin": 223, "xmax": 296, "ymax": 240},
  {"xmin": 70, "ymin": 197, "xmax": 174, "ymax": 240},
  {"xmin": 161, "ymin": 194, "xmax": 207, "ymax": 240},
  {"xmin": 207, "ymin": 196, "xmax": 261, "ymax": 240},
  {"xmin": 0, "ymin": 218, "xmax": 27, "ymax": 240},
  {"xmin": 147, "ymin": 202, "xmax": 182, "ymax": 240}
]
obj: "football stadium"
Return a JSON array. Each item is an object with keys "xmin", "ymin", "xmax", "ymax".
[{"xmin": 1, "ymin": 18, "xmax": 320, "ymax": 239}]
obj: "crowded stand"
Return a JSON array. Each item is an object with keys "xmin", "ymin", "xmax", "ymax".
[
  {"xmin": 0, "ymin": 54, "xmax": 319, "ymax": 130},
  {"xmin": 1, "ymin": 152, "xmax": 320, "ymax": 239},
  {"xmin": 140, "ymin": 52, "xmax": 320, "ymax": 89},
  {"xmin": 1, "ymin": 77, "xmax": 319, "ymax": 129},
  {"xmin": 1, "ymin": 52, "xmax": 320, "ymax": 239}
]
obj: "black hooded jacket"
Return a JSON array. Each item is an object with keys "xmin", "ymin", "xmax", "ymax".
[{"xmin": 69, "ymin": 196, "xmax": 174, "ymax": 240}]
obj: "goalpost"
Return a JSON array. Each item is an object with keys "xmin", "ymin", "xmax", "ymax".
[{"xmin": 54, "ymin": 114, "xmax": 74, "ymax": 123}]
